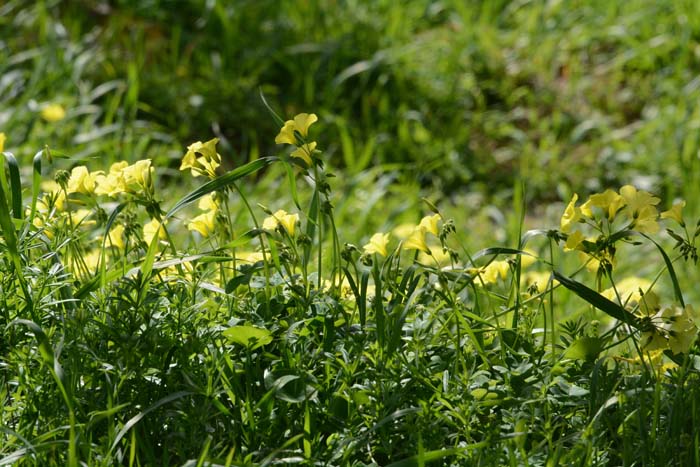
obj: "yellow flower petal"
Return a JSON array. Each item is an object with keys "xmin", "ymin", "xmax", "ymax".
[
  {"xmin": 403, "ymin": 227, "xmax": 430, "ymax": 253},
  {"xmin": 275, "ymin": 121, "xmax": 297, "ymax": 145},
  {"xmin": 661, "ymin": 201, "xmax": 685, "ymax": 226},
  {"xmin": 107, "ymin": 224, "xmax": 125, "ymax": 249},
  {"xmin": 0, "ymin": 132, "xmax": 5, "ymax": 152},
  {"xmin": 290, "ymin": 141, "xmax": 316, "ymax": 165},
  {"xmin": 262, "ymin": 209, "xmax": 299, "ymax": 236},
  {"xmin": 275, "ymin": 113, "xmax": 318, "ymax": 146},
  {"xmin": 560, "ymin": 193, "xmax": 581, "ymax": 233},
  {"xmin": 588, "ymin": 189, "xmax": 626, "ymax": 220},
  {"xmin": 187, "ymin": 210, "xmax": 217, "ymax": 237},
  {"xmin": 418, "ymin": 214, "xmax": 440, "ymax": 236},
  {"xmin": 363, "ymin": 232, "xmax": 390, "ymax": 257},
  {"xmin": 564, "ymin": 230, "xmax": 584, "ymax": 251},
  {"xmin": 293, "ymin": 113, "xmax": 318, "ymax": 137}
]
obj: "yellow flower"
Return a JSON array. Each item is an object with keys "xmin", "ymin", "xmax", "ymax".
[
  {"xmin": 418, "ymin": 245, "xmax": 452, "ymax": 267},
  {"xmin": 661, "ymin": 201, "xmax": 685, "ymax": 226},
  {"xmin": 180, "ymin": 138, "xmax": 221, "ymax": 178},
  {"xmin": 122, "ymin": 159, "xmax": 154, "ymax": 192},
  {"xmin": 0, "ymin": 132, "xmax": 5, "ymax": 152},
  {"xmin": 107, "ymin": 224, "xmax": 125, "ymax": 249},
  {"xmin": 618, "ymin": 185, "xmax": 660, "ymax": 233},
  {"xmin": 143, "ymin": 218, "xmax": 167, "ymax": 242},
  {"xmin": 238, "ymin": 251, "xmax": 265, "ymax": 264},
  {"xmin": 619, "ymin": 185, "xmax": 660, "ymax": 217},
  {"xmin": 632, "ymin": 205, "xmax": 659, "ymax": 234},
  {"xmin": 67, "ymin": 166, "xmax": 102, "ymax": 194},
  {"xmin": 198, "ymin": 193, "xmax": 219, "ymax": 211},
  {"xmin": 290, "ymin": 142, "xmax": 316, "ymax": 165},
  {"xmin": 476, "ymin": 260, "xmax": 510, "ymax": 285},
  {"xmin": 67, "ymin": 209, "xmax": 95, "ymax": 227},
  {"xmin": 659, "ymin": 304, "xmax": 697, "ymax": 354},
  {"xmin": 418, "ymin": 214, "xmax": 441, "ymax": 236},
  {"xmin": 563, "ymin": 230, "xmax": 584, "ymax": 251},
  {"xmin": 187, "ymin": 210, "xmax": 217, "ymax": 237},
  {"xmin": 560, "ymin": 193, "xmax": 583, "ymax": 233},
  {"xmin": 275, "ymin": 113, "xmax": 318, "ymax": 145},
  {"xmin": 94, "ymin": 162, "xmax": 129, "ymax": 197},
  {"xmin": 587, "ymin": 189, "xmax": 625, "ymax": 220},
  {"xmin": 392, "ymin": 223, "xmax": 416, "ymax": 240},
  {"xmin": 41, "ymin": 103, "xmax": 66, "ymax": 122},
  {"xmin": 262, "ymin": 209, "xmax": 299, "ymax": 236},
  {"xmin": 640, "ymin": 329, "xmax": 668, "ymax": 351},
  {"xmin": 402, "ymin": 227, "xmax": 430, "ymax": 253},
  {"xmin": 363, "ymin": 232, "xmax": 390, "ymax": 257},
  {"xmin": 601, "ymin": 276, "xmax": 652, "ymax": 306}
]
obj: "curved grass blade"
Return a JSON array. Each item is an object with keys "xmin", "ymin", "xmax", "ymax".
[
  {"xmin": 553, "ymin": 270, "xmax": 640, "ymax": 328},
  {"xmin": 164, "ymin": 157, "xmax": 274, "ymax": 218},
  {"xmin": 3, "ymin": 152, "xmax": 22, "ymax": 219},
  {"xmin": 259, "ymin": 88, "xmax": 286, "ymax": 128},
  {"xmin": 29, "ymin": 148, "xmax": 48, "ymax": 222},
  {"xmin": 141, "ymin": 158, "xmax": 274, "ymax": 277},
  {"xmin": 641, "ymin": 232, "xmax": 685, "ymax": 307},
  {"xmin": 100, "ymin": 202, "xmax": 129, "ymax": 289},
  {"xmin": 108, "ymin": 391, "xmax": 192, "ymax": 456},
  {"xmin": 0, "ymin": 154, "xmax": 32, "ymax": 315}
]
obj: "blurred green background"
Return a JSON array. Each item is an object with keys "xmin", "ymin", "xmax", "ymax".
[{"xmin": 3, "ymin": 0, "xmax": 700, "ymax": 218}]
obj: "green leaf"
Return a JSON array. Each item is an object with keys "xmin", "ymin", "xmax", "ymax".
[
  {"xmin": 553, "ymin": 271, "xmax": 640, "ymax": 328},
  {"xmin": 223, "ymin": 325, "xmax": 273, "ymax": 349},
  {"xmin": 4, "ymin": 152, "xmax": 22, "ymax": 219}
]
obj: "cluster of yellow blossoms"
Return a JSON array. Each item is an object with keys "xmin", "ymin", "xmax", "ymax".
[
  {"xmin": 180, "ymin": 138, "xmax": 221, "ymax": 178},
  {"xmin": 362, "ymin": 214, "xmax": 442, "ymax": 260},
  {"xmin": 560, "ymin": 185, "xmax": 684, "ymax": 271},
  {"xmin": 33, "ymin": 160, "xmax": 156, "ymax": 246},
  {"xmin": 561, "ymin": 185, "xmax": 683, "ymax": 241},
  {"xmin": 637, "ymin": 291, "xmax": 697, "ymax": 354},
  {"xmin": 274, "ymin": 113, "xmax": 318, "ymax": 165}
]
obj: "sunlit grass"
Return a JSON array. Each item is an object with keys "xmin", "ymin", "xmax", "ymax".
[{"xmin": 3, "ymin": 0, "xmax": 700, "ymax": 465}]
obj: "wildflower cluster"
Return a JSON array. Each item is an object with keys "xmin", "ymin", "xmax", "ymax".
[
  {"xmin": 559, "ymin": 186, "xmax": 684, "ymax": 273},
  {"xmin": 635, "ymin": 291, "xmax": 698, "ymax": 354},
  {"xmin": 274, "ymin": 113, "xmax": 319, "ymax": 166},
  {"xmin": 180, "ymin": 138, "xmax": 221, "ymax": 178}
]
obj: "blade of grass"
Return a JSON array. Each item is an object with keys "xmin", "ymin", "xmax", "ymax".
[{"xmin": 552, "ymin": 271, "xmax": 640, "ymax": 328}]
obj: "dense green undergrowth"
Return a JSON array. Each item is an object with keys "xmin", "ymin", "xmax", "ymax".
[{"xmin": 1, "ymin": 114, "xmax": 700, "ymax": 465}]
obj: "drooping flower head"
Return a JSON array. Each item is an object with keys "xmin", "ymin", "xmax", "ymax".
[
  {"xmin": 180, "ymin": 138, "xmax": 222, "ymax": 178},
  {"xmin": 275, "ymin": 113, "xmax": 318, "ymax": 145},
  {"xmin": 363, "ymin": 232, "xmax": 390, "ymax": 257},
  {"xmin": 262, "ymin": 209, "xmax": 299, "ymax": 236},
  {"xmin": 67, "ymin": 166, "xmax": 102, "ymax": 195},
  {"xmin": 660, "ymin": 201, "xmax": 685, "ymax": 227},
  {"xmin": 275, "ymin": 113, "xmax": 319, "ymax": 165},
  {"xmin": 403, "ymin": 226, "xmax": 430, "ymax": 254},
  {"xmin": 418, "ymin": 214, "xmax": 441, "ymax": 236}
]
